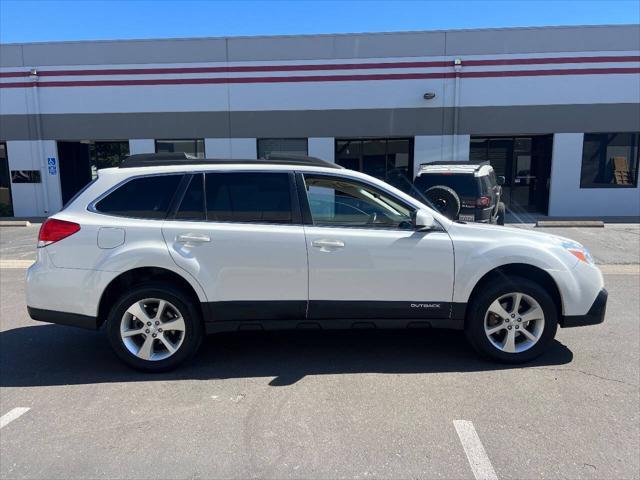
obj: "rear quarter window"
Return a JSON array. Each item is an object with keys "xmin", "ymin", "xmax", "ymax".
[{"xmin": 94, "ymin": 174, "xmax": 183, "ymax": 219}]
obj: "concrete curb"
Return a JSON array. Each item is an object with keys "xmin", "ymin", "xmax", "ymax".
[{"xmin": 536, "ymin": 220, "xmax": 604, "ymax": 228}]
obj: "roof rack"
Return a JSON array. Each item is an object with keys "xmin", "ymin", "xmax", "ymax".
[
  {"xmin": 119, "ymin": 152, "xmax": 342, "ymax": 170},
  {"xmin": 420, "ymin": 160, "xmax": 489, "ymax": 167},
  {"xmin": 419, "ymin": 160, "xmax": 490, "ymax": 168}
]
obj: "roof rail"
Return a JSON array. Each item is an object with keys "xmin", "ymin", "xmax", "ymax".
[
  {"xmin": 118, "ymin": 152, "xmax": 342, "ymax": 170},
  {"xmin": 419, "ymin": 160, "xmax": 490, "ymax": 168}
]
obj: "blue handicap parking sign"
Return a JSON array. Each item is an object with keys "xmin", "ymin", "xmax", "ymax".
[{"xmin": 47, "ymin": 157, "xmax": 56, "ymax": 166}]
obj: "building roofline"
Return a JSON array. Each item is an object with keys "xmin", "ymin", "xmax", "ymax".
[{"xmin": 1, "ymin": 23, "xmax": 638, "ymax": 47}]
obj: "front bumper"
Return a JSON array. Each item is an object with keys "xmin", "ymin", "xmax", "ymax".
[{"xmin": 561, "ymin": 288, "xmax": 608, "ymax": 328}]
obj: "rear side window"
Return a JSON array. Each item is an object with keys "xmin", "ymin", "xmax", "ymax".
[
  {"xmin": 205, "ymin": 172, "xmax": 292, "ymax": 224},
  {"xmin": 95, "ymin": 175, "xmax": 182, "ymax": 219},
  {"xmin": 176, "ymin": 174, "xmax": 205, "ymax": 221}
]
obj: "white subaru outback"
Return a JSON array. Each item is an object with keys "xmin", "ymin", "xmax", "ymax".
[{"xmin": 26, "ymin": 154, "xmax": 607, "ymax": 371}]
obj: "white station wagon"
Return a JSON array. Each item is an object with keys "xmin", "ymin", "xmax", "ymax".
[{"xmin": 26, "ymin": 154, "xmax": 607, "ymax": 371}]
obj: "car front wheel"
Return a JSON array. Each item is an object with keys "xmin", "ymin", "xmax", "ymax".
[
  {"xmin": 107, "ymin": 283, "xmax": 203, "ymax": 372},
  {"xmin": 465, "ymin": 276, "xmax": 558, "ymax": 363}
]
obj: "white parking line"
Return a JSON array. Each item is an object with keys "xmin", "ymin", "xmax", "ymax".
[
  {"xmin": 454, "ymin": 420, "xmax": 498, "ymax": 480},
  {"xmin": 0, "ymin": 407, "xmax": 30, "ymax": 429}
]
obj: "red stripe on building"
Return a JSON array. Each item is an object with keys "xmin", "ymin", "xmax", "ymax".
[
  {"xmin": 0, "ymin": 55, "xmax": 638, "ymax": 79},
  {"xmin": 1, "ymin": 67, "xmax": 638, "ymax": 88}
]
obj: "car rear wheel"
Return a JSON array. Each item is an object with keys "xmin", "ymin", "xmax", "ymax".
[
  {"xmin": 465, "ymin": 276, "xmax": 558, "ymax": 363},
  {"xmin": 107, "ymin": 283, "xmax": 203, "ymax": 372}
]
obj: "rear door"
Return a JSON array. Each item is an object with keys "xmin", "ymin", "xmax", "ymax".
[{"xmin": 162, "ymin": 171, "xmax": 308, "ymax": 323}]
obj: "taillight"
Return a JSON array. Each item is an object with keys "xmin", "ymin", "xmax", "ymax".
[
  {"xmin": 38, "ymin": 219, "xmax": 81, "ymax": 247},
  {"xmin": 476, "ymin": 196, "xmax": 491, "ymax": 207}
]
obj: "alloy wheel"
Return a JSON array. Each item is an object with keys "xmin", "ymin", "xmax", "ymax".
[
  {"xmin": 484, "ymin": 292, "xmax": 545, "ymax": 353},
  {"xmin": 120, "ymin": 298, "xmax": 186, "ymax": 361}
]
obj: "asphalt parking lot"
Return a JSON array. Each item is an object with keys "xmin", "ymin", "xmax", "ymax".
[{"xmin": 1, "ymin": 224, "xmax": 639, "ymax": 479}]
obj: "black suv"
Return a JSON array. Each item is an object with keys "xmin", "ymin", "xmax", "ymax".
[{"xmin": 413, "ymin": 161, "xmax": 505, "ymax": 225}]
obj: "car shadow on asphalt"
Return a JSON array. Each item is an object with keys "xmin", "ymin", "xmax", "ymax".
[{"xmin": 0, "ymin": 324, "xmax": 573, "ymax": 387}]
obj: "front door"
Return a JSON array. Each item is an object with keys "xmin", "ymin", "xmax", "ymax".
[
  {"xmin": 299, "ymin": 173, "xmax": 455, "ymax": 321},
  {"xmin": 162, "ymin": 171, "xmax": 308, "ymax": 322}
]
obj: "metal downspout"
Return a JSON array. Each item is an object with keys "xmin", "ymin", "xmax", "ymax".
[{"xmin": 30, "ymin": 68, "xmax": 50, "ymax": 214}]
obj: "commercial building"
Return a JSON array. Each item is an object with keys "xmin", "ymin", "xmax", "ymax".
[{"xmin": 1, "ymin": 24, "xmax": 639, "ymax": 218}]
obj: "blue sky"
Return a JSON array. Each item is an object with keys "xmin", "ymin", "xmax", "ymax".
[{"xmin": 1, "ymin": 0, "xmax": 638, "ymax": 43}]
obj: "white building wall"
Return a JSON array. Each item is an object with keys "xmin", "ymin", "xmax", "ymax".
[
  {"xmin": 548, "ymin": 133, "xmax": 640, "ymax": 217},
  {"xmin": 128, "ymin": 139, "xmax": 155, "ymax": 154},
  {"xmin": 308, "ymin": 137, "xmax": 335, "ymax": 163},
  {"xmin": 6, "ymin": 140, "xmax": 62, "ymax": 217},
  {"xmin": 204, "ymin": 138, "xmax": 231, "ymax": 158},
  {"xmin": 229, "ymin": 138, "xmax": 257, "ymax": 159}
]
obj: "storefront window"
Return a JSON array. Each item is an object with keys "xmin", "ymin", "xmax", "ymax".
[
  {"xmin": 258, "ymin": 138, "xmax": 308, "ymax": 158},
  {"xmin": 580, "ymin": 133, "xmax": 639, "ymax": 188},
  {"xmin": 90, "ymin": 141, "xmax": 130, "ymax": 179},
  {"xmin": 156, "ymin": 139, "xmax": 205, "ymax": 159},
  {"xmin": 0, "ymin": 143, "xmax": 14, "ymax": 217},
  {"xmin": 335, "ymin": 138, "xmax": 413, "ymax": 191}
]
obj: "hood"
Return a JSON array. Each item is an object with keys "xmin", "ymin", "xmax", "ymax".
[{"xmin": 448, "ymin": 221, "xmax": 585, "ymax": 249}]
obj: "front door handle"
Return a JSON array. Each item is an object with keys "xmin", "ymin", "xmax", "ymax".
[
  {"xmin": 176, "ymin": 233, "xmax": 211, "ymax": 244},
  {"xmin": 312, "ymin": 239, "xmax": 345, "ymax": 252}
]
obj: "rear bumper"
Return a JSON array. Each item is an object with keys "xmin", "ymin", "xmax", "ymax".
[
  {"xmin": 27, "ymin": 306, "xmax": 99, "ymax": 330},
  {"xmin": 459, "ymin": 206, "xmax": 494, "ymax": 223},
  {"xmin": 561, "ymin": 288, "xmax": 608, "ymax": 328}
]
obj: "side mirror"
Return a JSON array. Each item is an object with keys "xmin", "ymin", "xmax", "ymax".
[
  {"xmin": 413, "ymin": 209, "xmax": 436, "ymax": 231},
  {"xmin": 497, "ymin": 176, "xmax": 505, "ymax": 186}
]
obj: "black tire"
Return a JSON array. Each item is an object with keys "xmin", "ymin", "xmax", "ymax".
[
  {"xmin": 496, "ymin": 202, "xmax": 506, "ymax": 225},
  {"xmin": 465, "ymin": 276, "xmax": 558, "ymax": 363},
  {"xmin": 424, "ymin": 185, "xmax": 461, "ymax": 220},
  {"xmin": 106, "ymin": 282, "xmax": 203, "ymax": 372}
]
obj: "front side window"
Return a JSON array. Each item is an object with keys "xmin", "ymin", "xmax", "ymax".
[
  {"xmin": 304, "ymin": 175, "xmax": 412, "ymax": 229},
  {"xmin": 95, "ymin": 174, "xmax": 182, "ymax": 219},
  {"xmin": 580, "ymin": 133, "xmax": 639, "ymax": 188},
  {"xmin": 206, "ymin": 172, "xmax": 293, "ymax": 224},
  {"xmin": 156, "ymin": 139, "xmax": 205, "ymax": 159}
]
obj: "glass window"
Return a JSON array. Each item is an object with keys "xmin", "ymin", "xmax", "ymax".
[
  {"xmin": 95, "ymin": 175, "xmax": 182, "ymax": 219},
  {"xmin": 0, "ymin": 143, "xmax": 13, "ymax": 217},
  {"xmin": 156, "ymin": 139, "xmax": 205, "ymax": 159},
  {"xmin": 176, "ymin": 174, "xmax": 205, "ymax": 221},
  {"xmin": 206, "ymin": 172, "xmax": 292, "ymax": 224},
  {"xmin": 304, "ymin": 175, "xmax": 413, "ymax": 229},
  {"xmin": 414, "ymin": 174, "xmax": 480, "ymax": 197},
  {"xmin": 258, "ymin": 138, "xmax": 308, "ymax": 158},
  {"xmin": 336, "ymin": 140, "xmax": 362, "ymax": 171},
  {"xmin": 580, "ymin": 133, "xmax": 639, "ymax": 188},
  {"xmin": 90, "ymin": 141, "xmax": 130, "ymax": 179},
  {"xmin": 335, "ymin": 138, "xmax": 413, "ymax": 186}
]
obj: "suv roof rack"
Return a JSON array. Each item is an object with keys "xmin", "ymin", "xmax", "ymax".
[
  {"xmin": 119, "ymin": 152, "xmax": 343, "ymax": 170},
  {"xmin": 419, "ymin": 160, "xmax": 491, "ymax": 172},
  {"xmin": 419, "ymin": 160, "xmax": 490, "ymax": 168}
]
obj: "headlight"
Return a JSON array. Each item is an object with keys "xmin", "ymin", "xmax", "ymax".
[{"xmin": 561, "ymin": 240, "xmax": 594, "ymax": 265}]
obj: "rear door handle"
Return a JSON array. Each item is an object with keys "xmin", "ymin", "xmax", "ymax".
[
  {"xmin": 312, "ymin": 239, "xmax": 345, "ymax": 251},
  {"xmin": 176, "ymin": 233, "xmax": 211, "ymax": 244}
]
